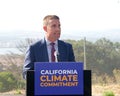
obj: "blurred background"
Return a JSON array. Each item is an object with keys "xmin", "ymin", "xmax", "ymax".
[{"xmin": 0, "ymin": 0, "xmax": 120, "ymax": 95}]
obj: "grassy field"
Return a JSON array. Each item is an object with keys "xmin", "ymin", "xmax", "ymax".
[
  {"xmin": 92, "ymin": 84, "xmax": 120, "ymax": 96},
  {"xmin": 0, "ymin": 84, "xmax": 120, "ymax": 96}
]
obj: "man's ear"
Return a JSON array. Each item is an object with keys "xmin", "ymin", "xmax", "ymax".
[{"xmin": 43, "ymin": 26, "xmax": 47, "ymax": 32}]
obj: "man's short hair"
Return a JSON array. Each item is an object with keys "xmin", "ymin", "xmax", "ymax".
[{"xmin": 43, "ymin": 15, "xmax": 60, "ymax": 26}]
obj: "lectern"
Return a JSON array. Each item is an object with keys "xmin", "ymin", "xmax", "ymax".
[{"xmin": 26, "ymin": 62, "xmax": 91, "ymax": 96}]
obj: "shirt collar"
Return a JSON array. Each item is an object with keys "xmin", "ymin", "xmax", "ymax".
[{"xmin": 45, "ymin": 37, "xmax": 58, "ymax": 46}]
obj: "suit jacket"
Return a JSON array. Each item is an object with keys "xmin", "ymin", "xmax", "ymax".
[{"xmin": 23, "ymin": 38, "xmax": 75, "ymax": 79}]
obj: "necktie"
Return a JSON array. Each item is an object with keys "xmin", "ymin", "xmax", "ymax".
[{"xmin": 50, "ymin": 43, "xmax": 55, "ymax": 62}]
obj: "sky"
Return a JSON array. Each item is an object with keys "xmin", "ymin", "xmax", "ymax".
[{"xmin": 0, "ymin": 0, "xmax": 120, "ymax": 41}]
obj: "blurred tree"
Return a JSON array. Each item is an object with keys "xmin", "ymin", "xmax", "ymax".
[{"xmin": 0, "ymin": 72, "xmax": 17, "ymax": 92}]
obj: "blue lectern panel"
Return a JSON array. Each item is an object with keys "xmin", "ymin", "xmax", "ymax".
[{"xmin": 34, "ymin": 62, "xmax": 84, "ymax": 96}]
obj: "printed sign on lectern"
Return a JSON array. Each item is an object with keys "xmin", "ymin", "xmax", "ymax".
[{"xmin": 34, "ymin": 62, "xmax": 84, "ymax": 95}]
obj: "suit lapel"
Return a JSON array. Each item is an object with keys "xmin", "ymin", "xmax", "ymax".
[
  {"xmin": 58, "ymin": 40, "xmax": 67, "ymax": 61},
  {"xmin": 40, "ymin": 39, "xmax": 49, "ymax": 62}
]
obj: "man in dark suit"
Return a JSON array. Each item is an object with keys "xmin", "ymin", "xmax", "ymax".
[{"xmin": 23, "ymin": 15, "xmax": 75, "ymax": 79}]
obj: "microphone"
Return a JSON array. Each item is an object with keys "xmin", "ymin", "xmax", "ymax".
[{"xmin": 54, "ymin": 50, "xmax": 60, "ymax": 62}]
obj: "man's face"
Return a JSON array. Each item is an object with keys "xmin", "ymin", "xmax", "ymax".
[{"xmin": 44, "ymin": 19, "xmax": 61, "ymax": 42}]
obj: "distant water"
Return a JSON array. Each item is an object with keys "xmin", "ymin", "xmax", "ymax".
[
  {"xmin": 0, "ymin": 29, "xmax": 120, "ymax": 54},
  {"xmin": 0, "ymin": 47, "xmax": 23, "ymax": 54}
]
